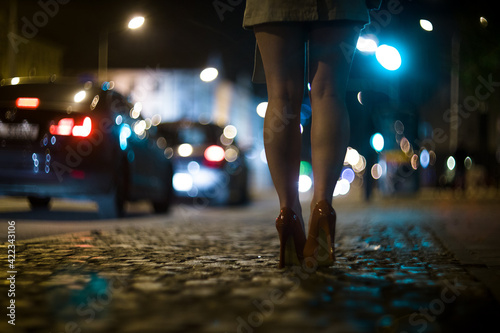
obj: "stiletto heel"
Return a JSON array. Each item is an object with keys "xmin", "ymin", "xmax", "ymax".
[
  {"xmin": 276, "ymin": 208, "xmax": 306, "ymax": 268},
  {"xmin": 304, "ymin": 200, "xmax": 336, "ymax": 267}
]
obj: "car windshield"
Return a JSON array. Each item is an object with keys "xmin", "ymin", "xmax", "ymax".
[
  {"xmin": 178, "ymin": 127, "xmax": 207, "ymax": 146},
  {"xmin": 160, "ymin": 124, "xmax": 220, "ymax": 146}
]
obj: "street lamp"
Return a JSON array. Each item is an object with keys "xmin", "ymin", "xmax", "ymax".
[
  {"xmin": 128, "ymin": 16, "xmax": 145, "ymax": 30},
  {"xmin": 98, "ymin": 16, "xmax": 145, "ymax": 83}
]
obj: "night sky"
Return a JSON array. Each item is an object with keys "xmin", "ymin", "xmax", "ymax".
[{"xmin": 16, "ymin": 0, "xmax": 254, "ymax": 80}]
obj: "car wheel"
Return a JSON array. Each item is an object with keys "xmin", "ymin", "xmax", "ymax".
[
  {"xmin": 28, "ymin": 196, "xmax": 51, "ymax": 210},
  {"xmin": 152, "ymin": 168, "xmax": 174, "ymax": 214},
  {"xmin": 237, "ymin": 182, "xmax": 249, "ymax": 205},
  {"xmin": 97, "ymin": 164, "xmax": 127, "ymax": 219},
  {"xmin": 230, "ymin": 170, "xmax": 249, "ymax": 205}
]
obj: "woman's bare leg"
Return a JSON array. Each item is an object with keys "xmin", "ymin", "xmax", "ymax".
[
  {"xmin": 254, "ymin": 24, "xmax": 306, "ymax": 229},
  {"xmin": 308, "ymin": 22, "xmax": 361, "ymax": 209}
]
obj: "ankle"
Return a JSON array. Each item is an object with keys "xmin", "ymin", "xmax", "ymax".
[{"xmin": 310, "ymin": 196, "xmax": 331, "ymax": 211}]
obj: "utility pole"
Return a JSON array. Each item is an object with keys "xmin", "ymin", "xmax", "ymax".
[
  {"xmin": 6, "ymin": 0, "xmax": 18, "ymax": 77},
  {"xmin": 450, "ymin": 33, "xmax": 460, "ymax": 154}
]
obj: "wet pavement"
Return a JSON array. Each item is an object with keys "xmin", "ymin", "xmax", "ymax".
[{"xmin": 1, "ymin": 190, "xmax": 500, "ymax": 333}]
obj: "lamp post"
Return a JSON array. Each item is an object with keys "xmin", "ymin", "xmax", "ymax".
[{"xmin": 98, "ymin": 16, "xmax": 145, "ymax": 83}]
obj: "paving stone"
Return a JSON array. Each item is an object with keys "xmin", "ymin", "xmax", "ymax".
[{"xmin": 2, "ymin": 200, "xmax": 500, "ymax": 333}]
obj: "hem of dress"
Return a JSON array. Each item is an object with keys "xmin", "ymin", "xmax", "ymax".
[{"xmin": 243, "ymin": 10, "xmax": 369, "ymax": 29}]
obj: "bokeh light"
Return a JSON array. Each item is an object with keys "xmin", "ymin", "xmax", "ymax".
[
  {"xmin": 357, "ymin": 91, "xmax": 363, "ymax": 105},
  {"xmin": 345, "ymin": 147, "xmax": 360, "ymax": 165},
  {"xmin": 400, "ymin": 137, "xmax": 411, "ymax": 154},
  {"xmin": 299, "ymin": 175, "xmax": 313, "ymax": 192},
  {"xmin": 225, "ymin": 147, "xmax": 239, "ymax": 162},
  {"xmin": 371, "ymin": 163, "xmax": 383, "ymax": 180},
  {"xmin": 260, "ymin": 149, "xmax": 267, "ymax": 164},
  {"xmin": 446, "ymin": 156, "xmax": 456, "ymax": 170},
  {"xmin": 370, "ymin": 133, "xmax": 384, "ymax": 152},
  {"xmin": 341, "ymin": 167, "xmax": 356, "ymax": 183},
  {"xmin": 200, "ymin": 67, "xmax": 218, "ymax": 82},
  {"xmin": 173, "ymin": 173, "xmax": 193, "ymax": 192},
  {"xmin": 420, "ymin": 149, "xmax": 430, "ymax": 168},
  {"xmin": 223, "ymin": 125, "xmax": 237, "ymax": 139},
  {"xmin": 74, "ymin": 90, "xmax": 86, "ymax": 103},
  {"xmin": 256, "ymin": 102, "xmax": 268, "ymax": 118},
  {"xmin": 178, "ymin": 143, "xmax": 193, "ymax": 157},
  {"xmin": 352, "ymin": 155, "xmax": 367, "ymax": 173},
  {"xmin": 411, "ymin": 154, "xmax": 419, "ymax": 170},
  {"xmin": 376, "ymin": 45, "xmax": 402, "ymax": 71},
  {"xmin": 333, "ymin": 178, "xmax": 350, "ymax": 196},
  {"xmin": 464, "ymin": 156, "xmax": 473, "ymax": 170},
  {"xmin": 480, "ymin": 17, "xmax": 488, "ymax": 28},
  {"xmin": 356, "ymin": 36, "xmax": 378, "ymax": 53},
  {"xmin": 420, "ymin": 19, "xmax": 433, "ymax": 31},
  {"xmin": 204, "ymin": 145, "xmax": 225, "ymax": 162},
  {"xmin": 300, "ymin": 161, "xmax": 312, "ymax": 176}
]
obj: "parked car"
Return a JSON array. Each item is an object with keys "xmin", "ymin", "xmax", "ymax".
[
  {"xmin": 157, "ymin": 121, "xmax": 249, "ymax": 205},
  {"xmin": 0, "ymin": 77, "xmax": 174, "ymax": 218}
]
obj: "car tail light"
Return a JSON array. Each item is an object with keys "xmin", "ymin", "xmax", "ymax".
[
  {"xmin": 16, "ymin": 97, "xmax": 39, "ymax": 109},
  {"xmin": 204, "ymin": 145, "xmax": 225, "ymax": 163},
  {"xmin": 50, "ymin": 117, "xmax": 92, "ymax": 137}
]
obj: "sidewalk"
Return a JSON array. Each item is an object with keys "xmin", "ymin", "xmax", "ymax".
[
  {"xmin": 1, "ymin": 189, "xmax": 499, "ymax": 333},
  {"xmin": 362, "ymin": 187, "xmax": 500, "ymax": 303}
]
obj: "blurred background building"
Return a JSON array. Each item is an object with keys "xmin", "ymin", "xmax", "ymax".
[{"xmin": 0, "ymin": 0, "xmax": 63, "ymax": 79}]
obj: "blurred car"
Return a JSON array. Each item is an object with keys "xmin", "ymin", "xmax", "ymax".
[
  {"xmin": 0, "ymin": 77, "xmax": 174, "ymax": 218},
  {"xmin": 156, "ymin": 121, "xmax": 249, "ymax": 205}
]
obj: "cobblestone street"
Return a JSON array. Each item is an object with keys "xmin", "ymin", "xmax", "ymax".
[{"xmin": 1, "ymin": 192, "xmax": 500, "ymax": 333}]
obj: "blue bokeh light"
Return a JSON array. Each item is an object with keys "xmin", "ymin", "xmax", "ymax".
[
  {"xmin": 370, "ymin": 133, "xmax": 385, "ymax": 152},
  {"xmin": 420, "ymin": 149, "xmax": 430, "ymax": 168},
  {"xmin": 375, "ymin": 45, "xmax": 402, "ymax": 71}
]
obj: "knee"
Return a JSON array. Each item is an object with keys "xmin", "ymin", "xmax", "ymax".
[
  {"xmin": 309, "ymin": 83, "xmax": 346, "ymax": 104},
  {"xmin": 267, "ymin": 78, "xmax": 304, "ymax": 103},
  {"xmin": 267, "ymin": 90, "xmax": 303, "ymax": 108}
]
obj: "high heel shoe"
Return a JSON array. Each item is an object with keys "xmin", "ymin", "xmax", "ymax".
[
  {"xmin": 303, "ymin": 200, "xmax": 336, "ymax": 267},
  {"xmin": 275, "ymin": 207, "xmax": 306, "ymax": 268}
]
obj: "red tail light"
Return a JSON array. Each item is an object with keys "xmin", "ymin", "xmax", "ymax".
[
  {"xmin": 72, "ymin": 117, "xmax": 92, "ymax": 137},
  {"xmin": 50, "ymin": 117, "xmax": 92, "ymax": 137},
  {"xmin": 16, "ymin": 97, "xmax": 39, "ymax": 109},
  {"xmin": 204, "ymin": 145, "xmax": 225, "ymax": 163}
]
